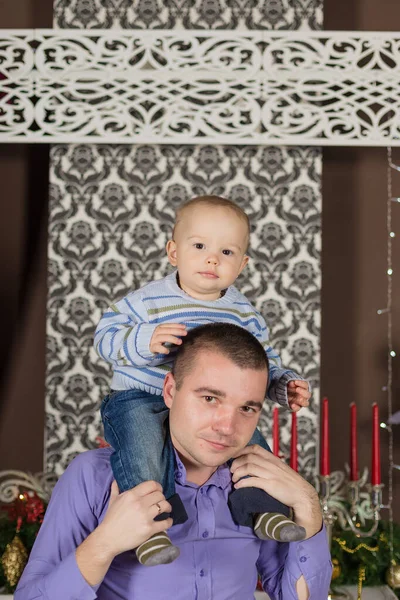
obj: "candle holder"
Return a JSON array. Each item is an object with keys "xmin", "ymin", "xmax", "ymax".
[{"xmin": 316, "ymin": 467, "xmax": 384, "ymax": 600}]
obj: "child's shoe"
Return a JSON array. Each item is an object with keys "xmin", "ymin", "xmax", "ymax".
[
  {"xmin": 254, "ymin": 512, "xmax": 306, "ymax": 542},
  {"xmin": 135, "ymin": 531, "xmax": 180, "ymax": 566}
]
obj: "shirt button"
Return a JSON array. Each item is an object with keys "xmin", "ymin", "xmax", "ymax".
[
  {"xmin": 200, "ymin": 488, "xmax": 204, "ymax": 494},
  {"xmin": 300, "ymin": 556, "xmax": 307, "ymax": 563},
  {"xmin": 202, "ymin": 531, "xmax": 209, "ymax": 538},
  {"xmin": 200, "ymin": 569, "xmax": 205, "ymax": 577}
]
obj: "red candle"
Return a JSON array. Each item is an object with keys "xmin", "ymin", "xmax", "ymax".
[
  {"xmin": 371, "ymin": 403, "xmax": 381, "ymax": 485},
  {"xmin": 290, "ymin": 411, "xmax": 298, "ymax": 472},
  {"xmin": 273, "ymin": 407, "xmax": 279, "ymax": 457},
  {"xmin": 350, "ymin": 403, "xmax": 359, "ymax": 481},
  {"xmin": 320, "ymin": 397, "xmax": 330, "ymax": 476}
]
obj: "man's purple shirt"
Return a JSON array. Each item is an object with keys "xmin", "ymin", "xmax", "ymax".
[{"xmin": 15, "ymin": 448, "xmax": 332, "ymax": 600}]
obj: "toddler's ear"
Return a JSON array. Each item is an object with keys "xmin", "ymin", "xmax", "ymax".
[
  {"xmin": 166, "ymin": 239, "xmax": 178, "ymax": 266},
  {"xmin": 239, "ymin": 254, "xmax": 249, "ymax": 273}
]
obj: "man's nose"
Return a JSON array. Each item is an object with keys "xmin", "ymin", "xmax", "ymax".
[{"xmin": 213, "ymin": 410, "xmax": 236, "ymax": 435}]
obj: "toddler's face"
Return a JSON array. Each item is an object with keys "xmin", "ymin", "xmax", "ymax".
[{"xmin": 167, "ymin": 205, "xmax": 249, "ymax": 300}]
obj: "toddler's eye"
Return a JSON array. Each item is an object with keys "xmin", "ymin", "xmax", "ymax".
[
  {"xmin": 222, "ymin": 249, "xmax": 233, "ymax": 256},
  {"xmin": 194, "ymin": 243, "xmax": 205, "ymax": 250}
]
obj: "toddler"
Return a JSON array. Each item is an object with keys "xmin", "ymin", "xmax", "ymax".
[{"xmin": 95, "ymin": 195, "xmax": 310, "ymax": 566}]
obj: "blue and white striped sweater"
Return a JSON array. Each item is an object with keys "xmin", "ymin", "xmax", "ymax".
[{"xmin": 94, "ymin": 271, "xmax": 301, "ymax": 406}]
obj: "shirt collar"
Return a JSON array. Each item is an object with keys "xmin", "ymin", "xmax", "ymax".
[{"xmin": 174, "ymin": 450, "xmax": 232, "ymax": 490}]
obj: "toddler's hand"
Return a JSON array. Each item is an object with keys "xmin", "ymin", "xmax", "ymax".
[
  {"xmin": 287, "ymin": 380, "xmax": 310, "ymax": 412},
  {"xmin": 150, "ymin": 323, "xmax": 187, "ymax": 355}
]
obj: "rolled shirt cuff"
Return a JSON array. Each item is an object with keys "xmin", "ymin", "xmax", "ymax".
[{"xmin": 285, "ymin": 524, "xmax": 333, "ymax": 596}]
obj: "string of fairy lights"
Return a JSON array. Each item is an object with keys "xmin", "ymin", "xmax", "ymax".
[{"xmin": 378, "ymin": 147, "xmax": 399, "ymax": 578}]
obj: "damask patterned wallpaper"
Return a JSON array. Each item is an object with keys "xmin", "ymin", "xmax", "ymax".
[
  {"xmin": 54, "ymin": 0, "xmax": 323, "ymax": 30},
  {"xmin": 46, "ymin": 145, "xmax": 321, "ymax": 477},
  {"xmin": 47, "ymin": 0, "xmax": 322, "ymax": 479}
]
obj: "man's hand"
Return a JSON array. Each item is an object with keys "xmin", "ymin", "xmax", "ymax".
[
  {"xmin": 98, "ymin": 480, "xmax": 173, "ymax": 558},
  {"xmin": 230, "ymin": 445, "xmax": 322, "ymax": 540},
  {"xmin": 287, "ymin": 380, "xmax": 310, "ymax": 412},
  {"xmin": 149, "ymin": 324, "xmax": 187, "ymax": 354},
  {"xmin": 76, "ymin": 480, "xmax": 173, "ymax": 586}
]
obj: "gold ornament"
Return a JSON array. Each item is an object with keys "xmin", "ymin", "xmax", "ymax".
[
  {"xmin": 1, "ymin": 535, "xmax": 28, "ymax": 588},
  {"xmin": 386, "ymin": 562, "xmax": 400, "ymax": 589},
  {"xmin": 357, "ymin": 565, "xmax": 366, "ymax": 600},
  {"xmin": 332, "ymin": 558, "xmax": 341, "ymax": 580}
]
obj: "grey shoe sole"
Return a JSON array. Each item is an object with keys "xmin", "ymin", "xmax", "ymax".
[
  {"xmin": 255, "ymin": 523, "xmax": 306, "ymax": 542},
  {"xmin": 279, "ymin": 524, "xmax": 306, "ymax": 542},
  {"xmin": 143, "ymin": 544, "xmax": 180, "ymax": 567}
]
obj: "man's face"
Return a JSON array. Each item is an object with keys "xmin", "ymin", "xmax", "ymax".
[{"xmin": 163, "ymin": 350, "xmax": 268, "ymax": 471}]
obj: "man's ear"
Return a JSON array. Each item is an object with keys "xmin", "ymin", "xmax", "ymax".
[
  {"xmin": 163, "ymin": 371, "xmax": 176, "ymax": 409},
  {"xmin": 166, "ymin": 240, "xmax": 177, "ymax": 267}
]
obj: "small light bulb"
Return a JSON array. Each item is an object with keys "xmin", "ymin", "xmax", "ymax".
[
  {"xmin": 380, "ymin": 422, "xmax": 387, "ymax": 428},
  {"xmin": 19, "ymin": 494, "xmax": 24, "ymax": 500},
  {"xmin": 388, "ymin": 268, "xmax": 393, "ymax": 275},
  {"xmin": 390, "ymin": 232, "xmax": 396, "ymax": 238},
  {"xmin": 390, "ymin": 350, "xmax": 396, "ymax": 358}
]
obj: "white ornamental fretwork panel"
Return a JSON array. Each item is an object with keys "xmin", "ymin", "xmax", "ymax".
[{"xmin": 0, "ymin": 30, "xmax": 399, "ymax": 145}]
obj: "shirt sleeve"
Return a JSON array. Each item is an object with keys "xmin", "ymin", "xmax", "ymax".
[
  {"xmin": 257, "ymin": 524, "xmax": 333, "ymax": 600},
  {"xmin": 15, "ymin": 452, "xmax": 110, "ymax": 600},
  {"xmin": 94, "ymin": 290, "xmax": 159, "ymax": 368},
  {"xmin": 253, "ymin": 311, "xmax": 306, "ymax": 408}
]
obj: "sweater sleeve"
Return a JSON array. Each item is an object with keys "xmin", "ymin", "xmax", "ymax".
[
  {"xmin": 14, "ymin": 452, "xmax": 111, "ymax": 600},
  {"xmin": 254, "ymin": 312, "xmax": 305, "ymax": 408},
  {"xmin": 94, "ymin": 290, "xmax": 159, "ymax": 368}
]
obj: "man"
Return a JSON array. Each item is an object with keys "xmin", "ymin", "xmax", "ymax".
[{"xmin": 16, "ymin": 323, "xmax": 332, "ymax": 600}]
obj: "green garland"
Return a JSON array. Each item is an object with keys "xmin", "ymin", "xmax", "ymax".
[{"xmin": 331, "ymin": 519, "xmax": 400, "ymax": 598}]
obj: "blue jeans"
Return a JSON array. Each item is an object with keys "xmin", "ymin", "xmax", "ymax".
[
  {"xmin": 101, "ymin": 389, "xmax": 176, "ymax": 498},
  {"xmin": 248, "ymin": 426, "xmax": 271, "ymax": 451}
]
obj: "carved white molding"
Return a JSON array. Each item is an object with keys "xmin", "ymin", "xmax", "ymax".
[
  {"xmin": 0, "ymin": 29, "xmax": 399, "ymax": 145},
  {"xmin": 0, "ymin": 470, "xmax": 57, "ymax": 503}
]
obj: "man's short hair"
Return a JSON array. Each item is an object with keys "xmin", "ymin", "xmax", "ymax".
[
  {"xmin": 173, "ymin": 195, "xmax": 250, "ymax": 248},
  {"xmin": 172, "ymin": 323, "xmax": 269, "ymax": 390}
]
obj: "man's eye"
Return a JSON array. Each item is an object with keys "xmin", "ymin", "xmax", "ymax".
[
  {"xmin": 204, "ymin": 396, "xmax": 216, "ymax": 403},
  {"xmin": 194, "ymin": 243, "xmax": 204, "ymax": 250},
  {"xmin": 241, "ymin": 406, "xmax": 255, "ymax": 414},
  {"xmin": 222, "ymin": 249, "xmax": 233, "ymax": 256}
]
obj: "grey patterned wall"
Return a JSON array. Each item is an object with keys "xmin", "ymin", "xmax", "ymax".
[
  {"xmin": 47, "ymin": 0, "xmax": 322, "ymax": 479},
  {"xmin": 46, "ymin": 145, "xmax": 321, "ymax": 477},
  {"xmin": 54, "ymin": 0, "xmax": 322, "ymax": 30}
]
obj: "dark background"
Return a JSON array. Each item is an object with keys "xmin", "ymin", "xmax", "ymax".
[{"xmin": 0, "ymin": 0, "xmax": 399, "ymax": 519}]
